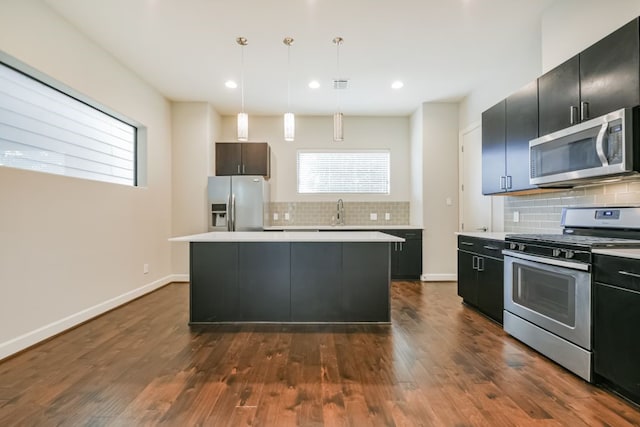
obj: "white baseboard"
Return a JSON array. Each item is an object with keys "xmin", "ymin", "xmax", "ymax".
[
  {"xmin": 171, "ymin": 273, "xmax": 189, "ymax": 282},
  {"xmin": 421, "ymin": 273, "xmax": 457, "ymax": 282},
  {"xmin": 0, "ymin": 274, "xmax": 177, "ymax": 361}
]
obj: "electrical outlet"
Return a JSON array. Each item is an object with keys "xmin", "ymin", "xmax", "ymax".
[
  {"xmin": 513, "ymin": 211, "xmax": 520, "ymax": 223},
  {"xmin": 284, "ymin": 212, "xmax": 290, "ymax": 221},
  {"xmin": 143, "ymin": 263, "xmax": 149, "ymax": 274},
  {"xmin": 273, "ymin": 213, "xmax": 279, "ymax": 221},
  {"xmin": 370, "ymin": 213, "xmax": 377, "ymax": 221},
  {"xmin": 385, "ymin": 213, "xmax": 391, "ymax": 221},
  {"xmin": 446, "ymin": 197, "xmax": 452, "ymax": 206}
]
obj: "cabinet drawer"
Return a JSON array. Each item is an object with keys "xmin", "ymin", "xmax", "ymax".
[
  {"xmin": 386, "ymin": 229, "xmax": 422, "ymax": 240},
  {"xmin": 458, "ymin": 236, "xmax": 504, "ymax": 259},
  {"xmin": 594, "ymin": 254, "xmax": 640, "ymax": 292}
]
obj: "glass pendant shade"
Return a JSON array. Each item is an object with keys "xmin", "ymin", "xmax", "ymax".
[
  {"xmin": 333, "ymin": 112, "xmax": 343, "ymax": 142},
  {"xmin": 237, "ymin": 112, "xmax": 248, "ymax": 141},
  {"xmin": 284, "ymin": 112, "xmax": 295, "ymax": 141}
]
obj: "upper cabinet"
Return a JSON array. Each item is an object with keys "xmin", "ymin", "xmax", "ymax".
[
  {"xmin": 539, "ymin": 18, "xmax": 640, "ymax": 136},
  {"xmin": 482, "ymin": 81, "xmax": 538, "ymax": 195},
  {"xmin": 215, "ymin": 142, "xmax": 270, "ymax": 178}
]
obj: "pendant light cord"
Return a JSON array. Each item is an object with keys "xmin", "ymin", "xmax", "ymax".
[{"xmin": 240, "ymin": 44, "xmax": 245, "ymax": 114}]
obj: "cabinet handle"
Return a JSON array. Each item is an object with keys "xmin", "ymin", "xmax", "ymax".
[
  {"xmin": 500, "ymin": 176, "xmax": 506, "ymax": 190},
  {"xmin": 477, "ymin": 257, "xmax": 484, "ymax": 272},
  {"xmin": 619, "ymin": 270, "xmax": 640, "ymax": 279},
  {"xmin": 394, "ymin": 242, "xmax": 398, "ymax": 251},
  {"xmin": 570, "ymin": 106, "xmax": 578, "ymax": 125},
  {"xmin": 580, "ymin": 101, "xmax": 589, "ymax": 121},
  {"xmin": 472, "ymin": 255, "xmax": 478, "ymax": 270},
  {"xmin": 399, "ymin": 242, "xmax": 404, "ymax": 251},
  {"xmin": 460, "ymin": 242, "xmax": 474, "ymax": 246},
  {"xmin": 483, "ymin": 245, "xmax": 499, "ymax": 251},
  {"xmin": 237, "ymin": 164, "xmax": 241, "ymax": 174},
  {"xmin": 506, "ymin": 175, "xmax": 512, "ymax": 189}
]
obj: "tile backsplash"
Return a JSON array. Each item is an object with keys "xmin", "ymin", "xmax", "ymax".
[
  {"xmin": 268, "ymin": 201, "xmax": 410, "ymax": 226},
  {"xmin": 504, "ymin": 179, "xmax": 640, "ymax": 233}
]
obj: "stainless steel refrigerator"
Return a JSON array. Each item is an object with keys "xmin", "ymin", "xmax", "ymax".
[{"xmin": 207, "ymin": 176, "xmax": 269, "ymax": 231}]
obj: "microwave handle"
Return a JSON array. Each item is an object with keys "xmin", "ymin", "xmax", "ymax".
[{"xmin": 596, "ymin": 122, "xmax": 609, "ymax": 166}]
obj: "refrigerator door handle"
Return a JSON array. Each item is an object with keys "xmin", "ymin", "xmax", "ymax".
[
  {"xmin": 226, "ymin": 194, "xmax": 232, "ymax": 231},
  {"xmin": 231, "ymin": 193, "xmax": 236, "ymax": 231}
]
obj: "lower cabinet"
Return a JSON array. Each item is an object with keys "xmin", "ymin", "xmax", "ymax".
[
  {"xmin": 388, "ymin": 230, "xmax": 423, "ymax": 280},
  {"xmin": 593, "ymin": 254, "xmax": 640, "ymax": 405},
  {"xmin": 457, "ymin": 236, "xmax": 504, "ymax": 324},
  {"xmin": 190, "ymin": 241, "xmax": 390, "ymax": 323}
]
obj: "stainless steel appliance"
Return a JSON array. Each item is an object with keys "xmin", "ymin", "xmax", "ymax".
[
  {"xmin": 503, "ymin": 206, "xmax": 640, "ymax": 381},
  {"xmin": 207, "ymin": 176, "xmax": 269, "ymax": 231},
  {"xmin": 529, "ymin": 107, "xmax": 637, "ymax": 187}
]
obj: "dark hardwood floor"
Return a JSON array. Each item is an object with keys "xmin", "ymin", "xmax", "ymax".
[{"xmin": 1, "ymin": 281, "xmax": 639, "ymax": 426}]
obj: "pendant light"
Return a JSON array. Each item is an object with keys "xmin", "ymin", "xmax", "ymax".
[
  {"xmin": 333, "ymin": 36, "xmax": 344, "ymax": 142},
  {"xmin": 283, "ymin": 37, "xmax": 295, "ymax": 142},
  {"xmin": 236, "ymin": 36, "xmax": 248, "ymax": 141}
]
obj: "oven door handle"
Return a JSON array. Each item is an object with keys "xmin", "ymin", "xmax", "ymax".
[{"xmin": 502, "ymin": 250, "xmax": 590, "ymax": 272}]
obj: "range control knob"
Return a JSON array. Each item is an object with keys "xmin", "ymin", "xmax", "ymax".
[
  {"xmin": 552, "ymin": 249, "xmax": 562, "ymax": 257},
  {"xmin": 510, "ymin": 242, "xmax": 517, "ymax": 250},
  {"xmin": 564, "ymin": 250, "xmax": 575, "ymax": 259},
  {"xmin": 517, "ymin": 243, "xmax": 526, "ymax": 251}
]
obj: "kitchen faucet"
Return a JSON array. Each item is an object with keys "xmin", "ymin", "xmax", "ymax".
[{"xmin": 336, "ymin": 199, "xmax": 345, "ymax": 225}]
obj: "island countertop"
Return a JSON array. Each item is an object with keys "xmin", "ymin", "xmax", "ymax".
[{"xmin": 169, "ymin": 231, "xmax": 405, "ymax": 243}]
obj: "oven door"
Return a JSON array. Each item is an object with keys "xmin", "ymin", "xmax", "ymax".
[{"xmin": 503, "ymin": 251, "xmax": 591, "ymax": 350}]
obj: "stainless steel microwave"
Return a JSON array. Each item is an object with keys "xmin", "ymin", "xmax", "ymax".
[{"xmin": 529, "ymin": 107, "xmax": 637, "ymax": 186}]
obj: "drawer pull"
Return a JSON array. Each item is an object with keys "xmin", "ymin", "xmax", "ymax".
[
  {"xmin": 483, "ymin": 245, "xmax": 499, "ymax": 251},
  {"xmin": 460, "ymin": 242, "xmax": 474, "ymax": 246},
  {"xmin": 619, "ymin": 270, "xmax": 640, "ymax": 279}
]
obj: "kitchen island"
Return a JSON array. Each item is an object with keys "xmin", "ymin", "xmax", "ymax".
[{"xmin": 169, "ymin": 231, "xmax": 404, "ymax": 323}]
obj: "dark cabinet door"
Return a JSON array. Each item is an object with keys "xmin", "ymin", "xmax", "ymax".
[
  {"xmin": 457, "ymin": 250, "xmax": 478, "ymax": 306},
  {"xmin": 238, "ymin": 243, "xmax": 290, "ymax": 321},
  {"xmin": 477, "ymin": 257, "xmax": 504, "ymax": 324},
  {"xmin": 481, "ymin": 100, "xmax": 506, "ymax": 195},
  {"xmin": 594, "ymin": 282, "xmax": 640, "ymax": 404},
  {"xmin": 580, "ymin": 18, "xmax": 640, "ymax": 120},
  {"xmin": 291, "ymin": 243, "xmax": 343, "ymax": 321},
  {"xmin": 190, "ymin": 242, "xmax": 239, "ymax": 322},
  {"xmin": 343, "ymin": 243, "xmax": 390, "ymax": 321},
  {"xmin": 215, "ymin": 143, "xmax": 242, "ymax": 176},
  {"xmin": 538, "ymin": 55, "xmax": 580, "ymax": 136},
  {"xmin": 242, "ymin": 143, "xmax": 270, "ymax": 176},
  {"xmin": 394, "ymin": 239, "xmax": 422, "ymax": 279},
  {"xmin": 505, "ymin": 80, "xmax": 537, "ymax": 192}
]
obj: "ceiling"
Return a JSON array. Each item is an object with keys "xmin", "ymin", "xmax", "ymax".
[{"xmin": 43, "ymin": 0, "xmax": 557, "ymax": 116}]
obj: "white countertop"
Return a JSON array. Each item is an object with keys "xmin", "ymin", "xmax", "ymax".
[
  {"xmin": 264, "ymin": 225, "xmax": 422, "ymax": 231},
  {"xmin": 593, "ymin": 248, "xmax": 640, "ymax": 260},
  {"xmin": 169, "ymin": 231, "xmax": 405, "ymax": 243},
  {"xmin": 455, "ymin": 232, "xmax": 508, "ymax": 241}
]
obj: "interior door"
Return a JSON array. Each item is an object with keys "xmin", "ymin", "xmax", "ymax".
[{"xmin": 459, "ymin": 123, "xmax": 492, "ymax": 233}]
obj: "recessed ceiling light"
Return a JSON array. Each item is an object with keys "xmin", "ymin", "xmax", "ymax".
[
  {"xmin": 391, "ymin": 81, "xmax": 404, "ymax": 89},
  {"xmin": 308, "ymin": 80, "xmax": 320, "ymax": 89},
  {"xmin": 225, "ymin": 80, "xmax": 238, "ymax": 89}
]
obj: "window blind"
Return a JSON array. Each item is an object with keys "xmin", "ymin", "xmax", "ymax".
[
  {"xmin": 0, "ymin": 62, "xmax": 136, "ymax": 186},
  {"xmin": 297, "ymin": 150, "xmax": 390, "ymax": 194}
]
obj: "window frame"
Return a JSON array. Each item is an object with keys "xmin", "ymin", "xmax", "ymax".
[{"xmin": 0, "ymin": 51, "xmax": 143, "ymax": 187}]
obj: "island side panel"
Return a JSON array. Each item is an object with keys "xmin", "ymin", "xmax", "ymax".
[
  {"xmin": 290, "ymin": 242, "xmax": 343, "ymax": 322},
  {"xmin": 342, "ymin": 242, "xmax": 391, "ymax": 322},
  {"xmin": 190, "ymin": 242, "xmax": 239, "ymax": 323},
  {"xmin": 238, "ymin": 242, "xmax": 291, "ymax": 321}
]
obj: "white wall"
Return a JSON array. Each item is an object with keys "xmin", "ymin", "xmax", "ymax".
[
  {"xmin": 409, "ymin": 107, "xmax": 424, "ymax": 227},
  {"xmin": 422, "ymin": 103, "xmax": 459, "ymax": 281},
  {"xmin": 542, "ymin": 0, "xmax": 640, "ymax": 72},
  {"xmin": 171, "ymin": 102, "xmax": 221, "ymax": 275},
  {"xmin": 0, "ymin": 0, "xmax": 173, "ymax": 359},
  {"xmin": 219, "ymin": 115, "xmax": 411, "ymax": 203}
]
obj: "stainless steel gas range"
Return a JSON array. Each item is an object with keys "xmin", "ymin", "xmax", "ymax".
[{"xmin": 503, "ymin": 206, "xmax": 640, "ymax": 382}]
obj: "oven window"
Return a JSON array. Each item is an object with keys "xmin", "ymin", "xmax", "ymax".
[{"xmin": 513, "ymin": 264, "xmax": 576, "ymax": 327}]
